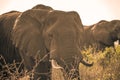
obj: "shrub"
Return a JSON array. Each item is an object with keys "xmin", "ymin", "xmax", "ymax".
[
  {"xmin": 80, "ymin": 45, "xmax": 120, "ymax": 80},
  {"xmin": 1, "ymin": 45, "xmax": 120, "ymax": 80}
]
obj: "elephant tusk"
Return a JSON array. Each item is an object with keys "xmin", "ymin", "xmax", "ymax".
[
  {"xmin": 51, "ymin": 59, "xmax": 63, "ymax": 69},
  {"xmin": 114, "ymin": 40, "xmax": 119, "ymax": 47},
  {"xmin": 49, "ymin": 49, "xmax": 56, "ymax": 54}
]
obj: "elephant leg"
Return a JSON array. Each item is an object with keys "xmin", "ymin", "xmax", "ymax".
[
  {"xmin": 76, "ymin": 70, "xmax": 80, "ymax": 80},
  {"xmin": 34, "ymin": 61, "xmax": 51, "ymax": 80},
  {"xmin": 67, "ymin": 69, "xmax": 80, "ymax": 80},
  {"xmin": 22, "ymin": 57, "xmax": 51, "ymax": 80},
  {"xmin": 20, "ymin": 51, "xmax": 51, "ymax": 80}
]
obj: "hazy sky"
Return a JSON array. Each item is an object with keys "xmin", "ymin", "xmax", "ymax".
[{"xmin": 0, "ymin": 0, "xmax": 120, "ymax": 25}]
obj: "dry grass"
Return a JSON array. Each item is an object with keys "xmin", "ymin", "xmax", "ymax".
[
  {"xmin": 0, "ymin": 55, "xmax": 80, "ymax": 80},
  {"xmin": 0, "ymin": 55, "xmax": 25, "ymax": 80},
  {"xmin": 1, "ymin": 45, "xmax": 120, "ymax": 80}
]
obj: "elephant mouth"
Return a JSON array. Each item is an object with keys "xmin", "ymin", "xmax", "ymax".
[
  {"xmin": 49, "ymin": 48, "xmax": 93, "ymax": 66},
  {"xmin": 114, "ymin": 40, "xmax": 119, "ymax": 46}
]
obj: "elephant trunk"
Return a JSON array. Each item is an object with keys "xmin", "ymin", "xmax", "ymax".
[{"xmin": 80, "ymin": 59, "xmax": 93, "ymax": 67}]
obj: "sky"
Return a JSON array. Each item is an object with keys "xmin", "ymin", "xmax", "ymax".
[{"xmin": 0, "ymin": 0, "xmax": 120, "ymax": 25}]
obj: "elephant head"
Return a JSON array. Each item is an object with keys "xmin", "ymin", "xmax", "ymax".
[
  {"xmin": 43, "ymin": 11, "xmax": 93, "ymax": 79},
  {"xmin": 0, "ymin": 4, "xmax": 53, "ymax": 79},
  {"xmin": 0, "ymin": 4, "xmax": 53, "ymax": 63},
  {"xmin": 92, "ymin": 20, "xmax": 120, "ymax": 49},
  {"xmin": 109, "ymin": 20, "xmax": 120, "ymax": 42},
  {"xmin": 12, "ymin": 9, "xmax": 93, "ymax": 80}
]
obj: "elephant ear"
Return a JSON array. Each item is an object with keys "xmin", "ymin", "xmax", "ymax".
[
  {"xmin": 68, "ymin": 11, "xmax": 83, "ymax": 29},
  {"xmin": 12, "ymin": 10, "xmax": 49, "ymax": 57},
  {"xmin": 67, "ymin": 11, "xmax": 84, "ymax": 45}
]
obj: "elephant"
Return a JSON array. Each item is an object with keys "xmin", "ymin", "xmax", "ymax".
[
  {"xmin": 0, "ymin": 10, "xmax": 22, "ymax": 79},
  {"xmin": 12, "ymin": 8, "xmax": 93, "ymax": 80},
  {"xmin": 0, "ymin": 10, "xmax": 22, "ymax": 65},
  {"xmin": 92, "ymin": 20, "xmax": 120, "ymax": 49},
  {"xmin": 83, "ymin": 20, "xmax": 120, "ymax": 50},
  {"xmin": 0, "ymin": 4, "xmax": 54, "ymax": 79},
  {"xmin": 81, "ymin": 24, "xmax": 96, "ymax": 49},
  {"xmin": 81, "ymin": 20, "xmax": 107, "ymax": 50}
]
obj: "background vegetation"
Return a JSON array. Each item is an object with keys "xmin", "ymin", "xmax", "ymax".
[
  {"xmin": 0, "ymin": 45, "xmax": 120, "ymax": 80},
  {"xmin": 80, "ymin": 45, "xmax": 120, "ymax": 80}
]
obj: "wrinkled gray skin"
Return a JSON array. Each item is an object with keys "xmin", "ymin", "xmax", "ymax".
[
  {"xmin": 0, "ymin": 11, "xmax": 22, "ymax": 69},
  {"xmin": 0, "ymin": 4, "xmax": 53, "ymax": 65},
  {"xmin": 12, "ymin": 9, "xmax": 93, "ymax": 80},
  {"xmin": 83, "ymin": 20, "xmax": 120, "ymax": 50},
  {"xmin": 0, "ymin": 11, "xmax": 24, "ymax": 79}
]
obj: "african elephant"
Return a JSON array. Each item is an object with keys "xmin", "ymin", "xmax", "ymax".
[
  {"xmin": 0, "ymin": 10, "xmax": 21, "ymax": 65},
  {"xmin": 0, "ymin": 11, "xmax": 23, "ymax": 79},
  {"xmin": 83, "ymin": 20, "xmax": 120, "ymax": 50},
  {"xmin": 12, "ymin": 9, "xmax": 93, "ymax": 80},
  {"xmin": 0, "ymin": 4, "xmax": 53, "ymax": 79},
  {"xmin": 92, "ymin": 20, "xmax": 120, "ymax": 49}
]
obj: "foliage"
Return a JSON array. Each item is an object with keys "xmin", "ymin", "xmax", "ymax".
[
  {"xmin": 1, "ymin": 45, "xmax": 120, "ymax": 80},
  {"xmin": 80, "ymin": 45, "xmax": 120, "ymax": 80}
]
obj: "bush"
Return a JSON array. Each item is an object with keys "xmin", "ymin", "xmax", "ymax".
[
  {"xmin": 0, "ymin": 55, "xmax": 25, "ymax": 80},
  {"xmin": 1, "ymin": 45, "xmax": 120, "ymax": 80},
  {"xmin": 80, "ymin": 45, "xmax": 120, "ymax": 80}
]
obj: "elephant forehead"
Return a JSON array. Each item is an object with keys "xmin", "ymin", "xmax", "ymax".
[
  {"xmin": 48, "ymin": 11, "xmax": 77, "ymax": 24},
  {"xmin": 92, "ymin": 21, "xmax": 109, "ymax": 31},
  {"xmin": 45, "ymin": 10, "xmax": 83, "ymax": 33},
  {"xmin": 46, "ymin": 18, "xmax": 79, "ymax": 36}
]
